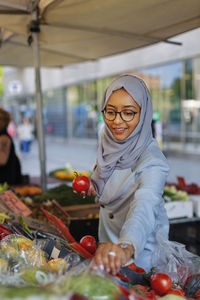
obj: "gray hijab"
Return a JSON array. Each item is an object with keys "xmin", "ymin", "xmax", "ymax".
[{"xmin": 91, "ymin": 75, "xmax": 153, "ymax": 198}]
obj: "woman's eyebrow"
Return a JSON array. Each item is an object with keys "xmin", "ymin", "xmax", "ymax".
[{"xmin": 106, "ymin": 104, "xmax": 138, "ymax": 109}]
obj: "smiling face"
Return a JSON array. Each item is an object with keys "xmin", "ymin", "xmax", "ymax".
[{"xmin": 104, "ymin": 88, "xmax": 141, "ymax": 141}]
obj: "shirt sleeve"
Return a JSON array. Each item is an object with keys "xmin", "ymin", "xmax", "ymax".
[{"xmin": 118, "ymin": 162, "xmax": 169, "ymax": 259}]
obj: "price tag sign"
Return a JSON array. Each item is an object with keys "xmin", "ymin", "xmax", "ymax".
[{"xmin": 0, "ymin": 190, "xmax": 32, "ymax": 216}]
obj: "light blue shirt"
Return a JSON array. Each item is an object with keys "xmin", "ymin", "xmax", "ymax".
[{"xmin": 97, "ymin": 139, "xmax": 169, "ymax": 271}]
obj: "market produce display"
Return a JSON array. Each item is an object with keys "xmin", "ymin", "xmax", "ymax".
[
  {"xmin": 14, "ymin": 185, "xmax": 42, "ymax": 196},
  {"xmin": 163, "ymin": 186, "xmax": 189, "ymax": 202},
  {"xmin": 49, "ymin": 164, "xmax": 91, "ymax": 182},
  {"xmin": 1, "ymin": 179, "xmax": 200, "ymax": 299},
  {"xmin": 167, "ymin": 177, "xmax": 200, "ymax": 195},
  {"xmin": 33, "ymin": 184, "xmax": 95, "ymax": 206}
]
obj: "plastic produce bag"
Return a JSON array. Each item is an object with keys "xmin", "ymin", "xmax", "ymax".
[
  {"xmin": 151, "ymin": 231, "xmax": 200, "ymax": 286},
  {"xmin": 0, "ymin": 234, "xmax": 70, "ymax": 286},
  {"xmin": 57, "ymin": 260, "xmax": 122, "ymax": 300}
]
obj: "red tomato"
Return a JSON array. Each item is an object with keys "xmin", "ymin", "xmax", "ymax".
[
  {"xmin": 167, "ymin": 288, "xmax": 185, "ymax": 297},
  {"xmin": 80, "ymin": 235, "xmax": 96, "ymax": 254},
  {"xmin": 145, "ymin": 289, "xmax": 158, "ymax": 300},
  {"xmin": 195, "ymin": 289, "xmax": 200, "ymax": 299},
  {"xmin": 72, "ymin": 176, "xmax": 90, "ymax": 193},
  {"xmin": 150, "ymin": 272, "xmax": 172, "ymax": 296}
]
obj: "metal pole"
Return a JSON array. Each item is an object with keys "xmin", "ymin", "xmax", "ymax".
[{"xmin": 31, "ymin": 9, "xmax": 47, "ymax": 192}]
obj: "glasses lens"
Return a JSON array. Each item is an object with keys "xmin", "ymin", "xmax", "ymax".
[
  {"xmin": 104, "ymin": 109, "xmax": 116, "ymax": 121},
  {"xmin": 121, "ymin": 110, "xmax": 135, "ymax": 121},
  {"xmin": 103, "ymin": 109, "xmax": 136, "ymax": 121}
]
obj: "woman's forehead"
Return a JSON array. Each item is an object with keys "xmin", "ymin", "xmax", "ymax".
[{"xmin": 107, "ymin": 88, "xmax": 140, "ymax": 108}]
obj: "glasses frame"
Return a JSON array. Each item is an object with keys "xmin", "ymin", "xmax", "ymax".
[{"xmin": 102, "ymin": 108, "xmax": 138, "ymax": 122}]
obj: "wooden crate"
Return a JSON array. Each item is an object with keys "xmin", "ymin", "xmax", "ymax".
[
  {"xmin": 63, "ymin": 204, "xmax": 100, "ymax": 241},
  {"xmin": 63, "ymin": 203, "xmax": 99, "ymax": 219}
]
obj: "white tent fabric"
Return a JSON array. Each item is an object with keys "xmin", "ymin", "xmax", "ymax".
[
  {"xmin": 0, "ymin": 0, "xmax": 200, "ymax": 67},
  {"xmin": 0, "ymin": 0, "xmax": 200, "ymax": 190}
]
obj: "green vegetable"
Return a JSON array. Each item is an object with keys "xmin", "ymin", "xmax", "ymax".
[
  {"xmin": 0, "ymin": 182, "xmax": 9, "ymax": 192},
  {"xmin": 18, "ymin": 215, "xmax": 33, "ymax": 238},
  {"xmin": 33, "ymin": 184, "xmax": 95, "ymax": 206},
  {"xmin": 21, "ymin": 268, "xmax": 51, "ymax": 285},
  {"xmin": 163, "ymin": 186, "xmax": 188, "ymax": 201},
  {"xmin": 0, "ymin": 285, "xmax": 52, "ymax": 299},
  {"xmin": 60, "ymin": 271, "xmax": 121, "ymax": 300}
]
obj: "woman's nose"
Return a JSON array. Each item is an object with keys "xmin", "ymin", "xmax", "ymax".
[{"xmin": 113, "ymin": 113, "xmax": 123, "ymax": 123}]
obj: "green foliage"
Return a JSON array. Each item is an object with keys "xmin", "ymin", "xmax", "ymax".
[
  {"xmin": 33, "ymin": 184, "xmax": 95, "ymax": 205},
  {"xmin": 163, "ymin": 186, "xmax": 188, "ymax": 201}
]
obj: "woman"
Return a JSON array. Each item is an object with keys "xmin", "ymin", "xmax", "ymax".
[
  {"xmin": 0, "ymin": 108, "xmax": 22, "ymax": 185},
  {"xmin": 87, "ymin": 75, "xmax": 169, "ymax": 274}
]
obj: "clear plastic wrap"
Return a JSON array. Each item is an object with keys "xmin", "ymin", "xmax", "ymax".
[
  {"xmin": 56, "ymin": 260, "xmax": 122, "ymax": 300},
  {"xmin": 151, "ymin": 231, "xmax": 200, "ymax": 286},
  {"xmin": 0, "ymin": 234, "xmax": 81, "ymax": 287}
]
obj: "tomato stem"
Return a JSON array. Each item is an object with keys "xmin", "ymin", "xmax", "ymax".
[{"xmin": 74, "ymin": 171, "xmax": 79, "ymax": 178}]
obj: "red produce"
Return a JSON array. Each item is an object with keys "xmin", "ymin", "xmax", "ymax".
[
  {"xmin": 72, "ymin": 176, "xmax": 90, "ymax": 193},
  {"xmin": 167, "ymin": 288, "xmax": 185, "ymax": 297},
  {"xmin": 80, "ymin": 235, "xmax": 96, "ymax": 254},
  {"xmin": 0, "ymin": 224, "xmax": 12, "ymax": 240},
  {"xmin": 150, "ymin": 272, "xmax": 172, "ymax": 296}
]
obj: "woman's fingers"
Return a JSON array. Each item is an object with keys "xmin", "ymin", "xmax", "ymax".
[
  {"xmin": 87, "ymin": 183, "xmax": 96, "ymax": 197},
  {"xmin": 92, "ymin": 242, "xmax": 127, "ymax": 275}
]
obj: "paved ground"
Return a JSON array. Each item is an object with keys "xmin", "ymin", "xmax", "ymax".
[{"xmin": 15, "ymin": 137, "xmax": 200, "ymax": 187}]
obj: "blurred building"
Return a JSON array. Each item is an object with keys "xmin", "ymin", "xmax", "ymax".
[{"xmin": 1, "ymin": 28, "xmax": 200, "ymax": 148}]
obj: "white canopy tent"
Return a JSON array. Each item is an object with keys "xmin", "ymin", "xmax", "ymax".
[{"xmin": 0, "ymin": 0, "xmax": 200, "ymax": 190}]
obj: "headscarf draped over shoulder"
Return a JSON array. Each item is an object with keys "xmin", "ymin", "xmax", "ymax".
[{"xmin": 91, "ymin": 75, "xmax": 153, "ymax": 199}]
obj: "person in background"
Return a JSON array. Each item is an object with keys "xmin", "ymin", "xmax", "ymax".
[
  {"xmin": 86, "ymin": 75, "xmax": 169, "ymax": 274},
  {"xmin": 7, "ymin": 120, "xmax": 16, "ymax": 138},
  {"xmin": 152, "ymin": 111, "xmax": 163, "ymax": 149},
  {"xmin": 0, "ymin": 107, "xmax": 22, "ymax": 185},
  {"xmin": 17, "ymin": 118, "xmax": 34, "ymax": 153}
]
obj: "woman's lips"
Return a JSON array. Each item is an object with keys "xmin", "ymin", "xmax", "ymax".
[{"xmin": 112, "ymin": 128, "xmax": 126, "ymax": 134}]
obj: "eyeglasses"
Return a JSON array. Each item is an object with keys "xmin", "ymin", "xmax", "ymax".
[{"xmin": 102, "ymin": 108, "xmax": 138, "ymax": 122}]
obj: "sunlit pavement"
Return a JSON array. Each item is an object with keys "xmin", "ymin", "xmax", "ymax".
[
  {"xmin": 15, "ymin": 137, "xmax": 200, "ymax": 186},
  {"xmin": 15, "ymin": 137, "xmax": 97, "ymax": 178}
]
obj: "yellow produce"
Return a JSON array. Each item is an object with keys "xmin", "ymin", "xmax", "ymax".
[
  {"xmin": 47, "ymin": 258, "xmax": 68, "ymax": 272},
  {"xmin": 54, "ymin": 168, "xmax": 90, "ymax": 180},
  {"xmin": 80, "ymin": 171, "xmax": 90, "ymax": 178},
  {"xmin": 1, "ymin": 243, "xmax": 19, "ymax": 257},
  {"xmin": 17, "ymin": 237, "xmax": 33, "ymax": 249},
  {"xmin": 10, "ymin": 236, "xmax": 34, "ymax": 250},
  {"xmin": 0, "ymin": 258, "xmax": 8, "ymax": 272},
  {"xmin": 94, "ymin": 213, "xmax": 99, "ymax": 219},
  {"xmin": 87, "ymin": 213, "xmax": 93, "ymax": 219},
  {"xmin": 25, "ymin": 248, "xmax": 47, "ymax": 267},
  {"xmin": 54, "ymin": 170, "xmax": 75, "ymax": 180}
]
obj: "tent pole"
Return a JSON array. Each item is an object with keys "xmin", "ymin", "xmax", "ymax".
[{"xmin": 31, "ymin": 9, "xmax": 47, "ymax": 192}]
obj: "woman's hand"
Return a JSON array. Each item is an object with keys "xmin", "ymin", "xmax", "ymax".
[
  {"xmin": 87, "ymin": 181, "xmax": 96, "ymax": 197},
  {"xmin": 92, "ymin": 241, "xmax": 134, "ymax": 275}
]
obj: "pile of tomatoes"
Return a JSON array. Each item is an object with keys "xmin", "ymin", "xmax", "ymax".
[{"xmin": 126, "ymin": 272, "xmax": 200, "ymax": 300}]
